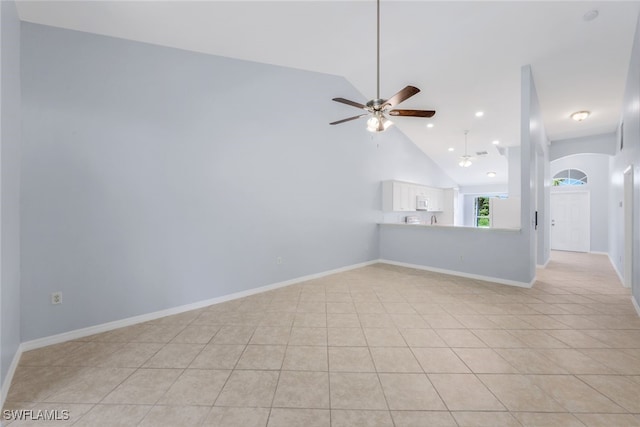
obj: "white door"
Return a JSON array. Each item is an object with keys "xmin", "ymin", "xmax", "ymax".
[{"xmin": 550, "ymin": 192, "xmax": 590, "ymax": 252}]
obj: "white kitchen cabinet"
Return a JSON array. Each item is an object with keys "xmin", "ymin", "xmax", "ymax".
[{"xmin": 383, "ymin": 180, "xmax": 446, "ymax": 212}]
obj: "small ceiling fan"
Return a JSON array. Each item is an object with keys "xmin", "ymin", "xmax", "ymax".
[{"xmin": 330, "ymin": 0, "xmax": 436, "ymax": 132}]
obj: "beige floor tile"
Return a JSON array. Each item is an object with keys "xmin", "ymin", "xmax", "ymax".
[
  {"xmin": 273, "ymin": 371, "xmax": 329, "ymax": 408},
  {"xmin": 282, "ymin": 345, "xmax": 328, "ymax": 371},
  {"xmin": 235, "ymin": 345, "xmax": 286, "ymax": 370},
  {"xmin": 328, "ymin": 347, "xmax": 375, "ymax": 372},
  {"xmin": 211, "ymin": 325, "xmax": 256, "ymax": 344},
  {"xmin": 574, "ymin": 413, "xmax": 640, "ymax": 427},
  {"xmin": 5, "ymin": 366, "xmax": 78, "ymax": 402},
  {"xmin": 327, "ymin": 314, "xmax": 360, "ymax": 328},
  {"xmin": 453, "ymin": 314, "xmax": 500, "ymax": 329},
  {"xmin": 42, "ymin": 367, "xmax": 135, "ymax": 404},
  {"xmin": 131, "ymin": 324, "xmax": 186, "ymax": 343},
  {"xmin": 423, "ymin": 313, "xmax": 465, "ymax": 329},
  {"xmin": 215, "ymin": 370, "xmax": 279, "ymax": 407},
  {"xmin": 370, "ymin": 347, "xmax": 422, "ymax": 373},
  {"xmin": 452, "ymin": 411, "xmax": 521, "ymax": 426},
  {"xmin": 331, "ymin": 409, "xmax": 393, "ymax": 427},
  {"xmin": 400, "ymin": 329, "xmax": 447, "ymax": 347},
  {"xmin": 514, "ymin": 412, "xmax": 585, "ymax": 427},
  {"xmin": 142, "ymin": 343, "xmax": 203, "ymax": 369},
  {"xmin": 358, "ymin": 313, "xmax": 395, "ymax": 328},
  {"xmin": 354, "ymin": 302, "xmax": 387, "ymax": 314},
  {"xmin": 545, "ymin": 330, "xmax": 609, "ymax": 348},
  {"xmin": 19, "ymin": 342, "xmax": 85, "ymax": 367},
  {"xmin": 578, "ymin": 375, "xmax": 640, "ymax": 412},
  {"xmin": 157, "ymin": 369, "xmax": 230, "ymax": 406},
  {"xmin": 508, "ymin": 330, "xmax": 569, "ymax": 348},
  {"xmin": 478, "ymin": 374, "xmax": 566, "ymax": 412},
  {"xmin": 247, "ymin": 326, "xmax": 291, "ymax": 345},
  {"xmin": 429, "ymin": 373, "xmax": 505, "ymax": 411},
  {"xmin": 580, "ymin": 349, "xmax": 640, "ymax": 374},
  {"xmin": 289, "ymin": 328, "xmax": 327, "ymax": 346},
  {"xmin": 453, "ymin": 348, "xmax": 517, "ymax": 373},
  {"xmin": 326, "ymin": 302, "xmax": 356, "ymax": 314},
  {"xmin": 471, "ymin": 329, "xmax": 528, "ymax": 348},
  {"xmin": 297, "ymin": 301, "xmax": 327, "ymax": 313},
  {"xmin": 328, "ymin": 328, "xmax": 367, "ymax": 346},
  {"xmin": 535, "ymin": 349, "xmax": 614, "ymax": 374},
  {"xmin": 260, "ymin": 312, "xmax": 295, "ymax": 327},
  {"xmin": 390, "ymin": 314, "xmax": 429, "ymax": 329},
  {"xmin": 329, "ymin": 372, "xmax": 388, "ymax": 410},
  {"xmin": 293, "ymin": 313, "xmax": 327, "ymax": 328},
  {"xmin": 203, "ymin": 407, "xmax": 270, "ymax": 427},
  {"xmin": 485, "ymin": 315, "xmax": 537, "ymax": 330},
  {"xmin": 170, "ymin": 324, "xmax": 220, "ymax": 344},
  {"xmin": 267, "ymin": 408, "xmax": 330, "ymax": 427},
  {"xmin": 363, "ymin": 328, "xmax": 406, "ymax": 347},
  {"xmin": 101, "ymin": 368, "xmax": 181, "ymax": 405},
  {"xmin": 138, "ymin": 405, "xmax": 210, "ymax": 426},
  {"xmin": 434, "ymin": 329, "xmax": 486, "ymax": 348},
  {"xmin": 529, "ymin": 375, "xmax": 623, "ymax": 413},
  {"xmin": 391, "ymin": 410, "xmax": 457, "ymax": 427},
  {"xmin": 378, "ymin": 373, "xmax": 446, "ymax": 410},
  {"xmin": 73, "ymin": 404, "xmax": 151, "ymax": 427},
  {"xmin": 52, "ymin": 342, "xmax": 125, "ymax": 367},
  {"xmin": 188, "ymin": 344, "xmax": 245, "ymax": 369},
  {"xmin": 494, "ymin": 349, "xmax": 568, "ymax": 374},
  {"xmin": 96, "ymin": 342, "xmax": 163, "ymax": 368},
  {"xmin": 412, "ymin": 347, "xmax": 470, "ymax": 373}
]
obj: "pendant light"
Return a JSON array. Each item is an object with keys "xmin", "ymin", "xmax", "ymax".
[{"xmin": 459, "ymin": 130, "xmax": 472, "ymax": 168}]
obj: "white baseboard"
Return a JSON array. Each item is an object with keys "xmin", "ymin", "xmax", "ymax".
[
  {"xmin": 1, "ymin": 343, "xmax": 24, "ymax": 409},
  {"xmin": 632, "ymin": 295, "xmax": 640, "ymax": 318},
  {"xmin": 378, "ymin": 259, "xmax": 534, "ymax": 288},
  {"xmin": 537, "ymin": 257, "xmax": 551, "ymax": 269},
  {"xmin": 19, "ymin": 259, "xmax": 378, "ymax": 353},
  {"xmin": 607, "ymin": 252, "xmax": 626, "ymax": 287}
]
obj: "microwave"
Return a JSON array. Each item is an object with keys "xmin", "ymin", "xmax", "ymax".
[{"xmin": 416, "ymin": 196, "xmax": 429, "ymax": 211}]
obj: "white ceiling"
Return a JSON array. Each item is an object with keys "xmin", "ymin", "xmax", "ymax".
[{"xmin": 16, "ymin": 1, "xmax": 640, "ymax": 187}]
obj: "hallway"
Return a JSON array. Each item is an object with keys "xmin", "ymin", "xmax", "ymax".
[{"xmin": 3, "ymin": 251, "xmax": 640, "ymax": 426}]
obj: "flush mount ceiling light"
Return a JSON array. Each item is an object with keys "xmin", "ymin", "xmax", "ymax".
[
  {"xmin": 571, "ymin": 110, "xmax": 590, "ymax": 121},
  {"xmin": 487, "ymin": 171, "xmax": 497, "ymax": 178},
  {"xmin": 459, "ymin": 130, "xmax": 473, "ymax": 168},
  {"xmin": 492, "ymin": 140, "xmax": 500, "ymax": 145},
  {"xmin": 448, "ymin": 147, "xmax": 454, "ymax": 152},
  {"xmin": 475, "ymin": 111, "xmax": 484, "ymax": 117},
  {"xmin": 426, "ymin": 123, "xmax": 434, "ymax": 128}
]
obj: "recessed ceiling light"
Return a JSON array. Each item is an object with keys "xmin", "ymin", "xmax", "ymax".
[
  {"xmin": 571, "ymin": 110, "xmax": 590, "ymax": 121},
  {"xmin": 487, "ymin": 172, "xmax": 497, "ymax": 178},
  {"xmin": 583, "ymin": 9, "xmax": 599, "ymax": 22},
  {"xmin": 492, "ymin": 140, "xmax": 500, "ymax": 145},
  {"xmin": 426, "ymin": 123, "xmax": 434, "ymax": 128},
  {"xmin": 448, "ymin": 147, "xmax": 454, "ymax": 152},
  {"xmin": 475, "ymin": 111, "xmax": 484, "ymax": 117}
]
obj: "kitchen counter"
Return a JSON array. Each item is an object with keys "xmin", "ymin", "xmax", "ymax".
[{"xmin": 378, "ymin": 223, "xmax": 521, "ymax": 232}]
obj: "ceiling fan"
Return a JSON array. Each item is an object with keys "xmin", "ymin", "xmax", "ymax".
[{"xmin": 330, "ymin": 0, "xmax": 436, "ymax": 132}]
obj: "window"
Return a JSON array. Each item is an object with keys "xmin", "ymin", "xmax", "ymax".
[
  {"xmin": 474, "ymin": 196, "xmax": 491, "ymax": 227},
  {"xmin": 553, "ymin": 169, "xmax": 587, "ymax": 186}
]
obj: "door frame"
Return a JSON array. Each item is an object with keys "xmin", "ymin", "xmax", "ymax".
[{"xmin": 623, "ymin": 165, "xmax": 633, "ymax": 288}]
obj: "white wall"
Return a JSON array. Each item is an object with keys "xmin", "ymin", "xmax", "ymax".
[
  {"xmin": 550, "ymin": 133, "xmax": 616, "ymax": 161},
  {"xmin": 0, "ymin": 0, "xmax": 22, "ymax": 389},
  {"xmin": 610, "ymin": 12, "xmax": 640, "ymax": 305},
  {"xmin": 551, "ymin": 153, "xmax": 610, "ymax": 253},
  {"xmin": 20, "ymin": 23, "xmax": 456, "ymax": 341}
]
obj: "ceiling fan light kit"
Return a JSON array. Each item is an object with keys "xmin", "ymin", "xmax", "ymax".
[
  {"xmin": 330, "ymin": 0, "xmax": 435, "ymax": 132},
  {"xmin": 459, "ymin": 130, "xmax": 473, "ymax": 168}
]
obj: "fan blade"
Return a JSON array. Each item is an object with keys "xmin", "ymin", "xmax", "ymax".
[
  {"xmin": 332, "ymin": 97, "xmax": 367, "ymax": 110},
  {"xmin": 330, "ymin": 113, "xmax": 369, "ymax": 125},
  {"xmin": 383, "ymin": 86, "xmax": 420, "ymax": 108},
  {"xmin": 388, "ymin": 109, "xmax": 436, "ymax": 118}
]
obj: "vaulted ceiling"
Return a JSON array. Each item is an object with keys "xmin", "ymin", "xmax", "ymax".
[{"xmin": 16, "ymin": 1, "xmax": 640, "ymax": 187}]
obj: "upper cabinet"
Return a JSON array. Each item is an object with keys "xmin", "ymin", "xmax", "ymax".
[{"xmin": 382, "ymin": 180, "xmax": 446, "ymax": 212}]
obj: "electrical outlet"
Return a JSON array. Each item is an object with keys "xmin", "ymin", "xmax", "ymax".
[
  {"xmin": 276, "ymin": 256, "xmax": 283, "ymax": 265},
  {"xmin": 51, "ymin": 292, "xmax": 62, "ymax": 305}
]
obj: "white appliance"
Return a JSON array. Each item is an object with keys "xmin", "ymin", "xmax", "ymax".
[{"xmin": 416, "ymin": 196, "xmax": 429, "ymax": 211}]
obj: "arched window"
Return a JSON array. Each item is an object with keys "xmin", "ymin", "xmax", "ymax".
[{"xmin": 553, "ymin": 169, "xmax": 587, "ymax": 186}]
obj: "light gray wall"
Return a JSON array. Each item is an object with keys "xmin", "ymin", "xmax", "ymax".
[
  {"xmin": 610, "ymin": 12, "xmax": 640, "ymax": 303},
  {"xmin": 551, "ymin": 154, "xmax": 610, "ymax": 253},
  {"xmin": 1, "ymin": 0, "xmax": 22, "ymax": 386},
  {"xmin": 550, "ymin": 133, "xmax": 616, "ymax": 162},
  {"xmin": 20, "ymin": 23, "xmax": 456, "ymax": 341}
]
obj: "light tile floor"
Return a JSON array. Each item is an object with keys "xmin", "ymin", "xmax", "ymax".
[{"xmin": 4, "ymin": 251, "xmax": 640, "ymax": 426}]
